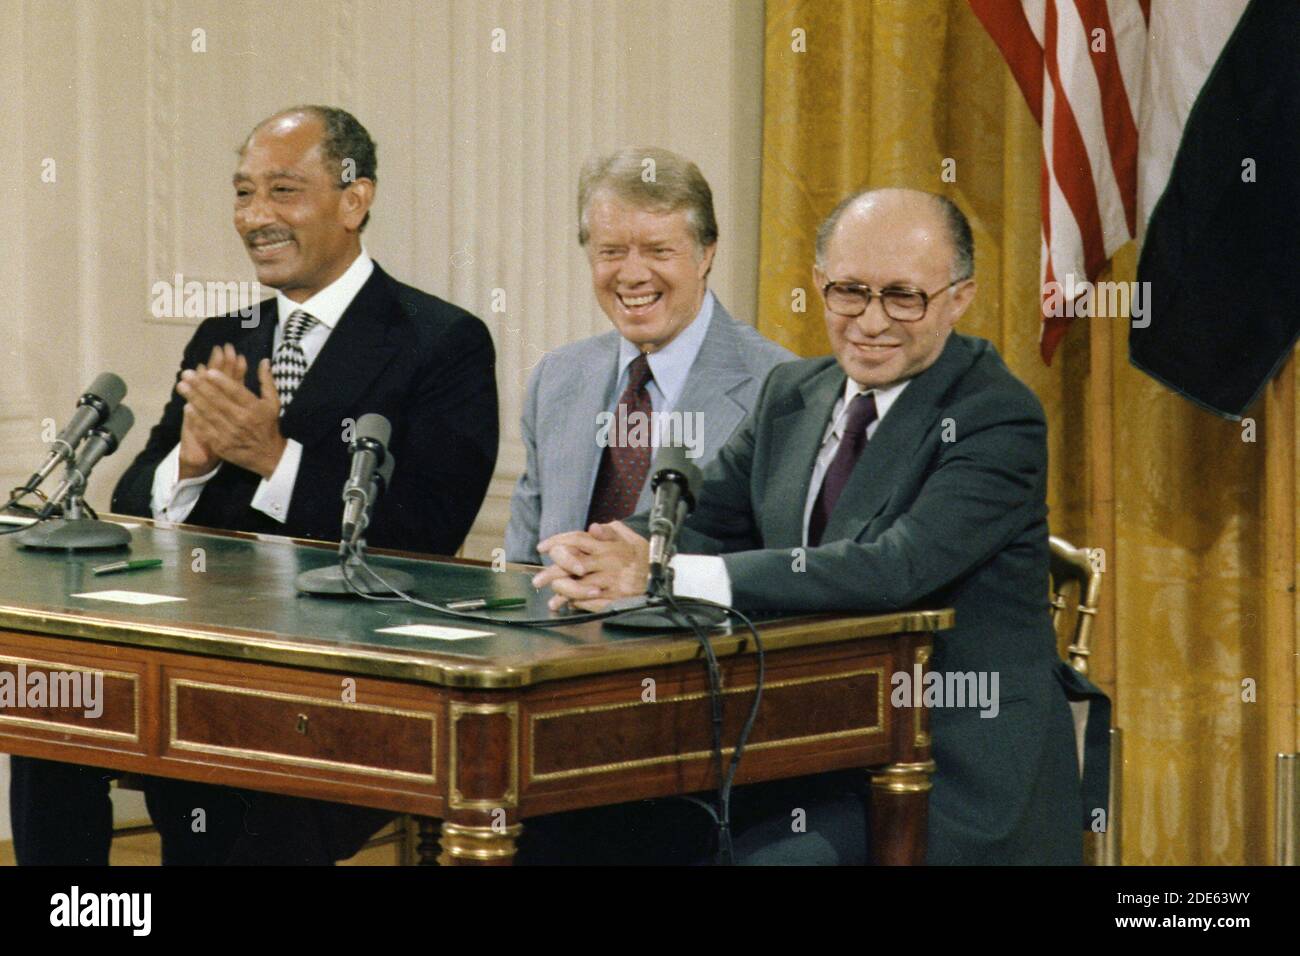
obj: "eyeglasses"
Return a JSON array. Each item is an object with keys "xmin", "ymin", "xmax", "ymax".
[{"xmin": 820, "ymin": 277, "xmax": 970, "ymax": 321}]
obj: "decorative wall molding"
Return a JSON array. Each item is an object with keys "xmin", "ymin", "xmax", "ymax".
[
  {"xmin": 4, "ymin": 0, "xmax": 762, "ymax": 842},
  {"xmin": 144, "ymin": 0, "xmax": 183, "ymax": 327},
  {"xmin": 331, "ymin": 0, "xmax": 358, "ymax": 107},
  {"xmin": 16, "ymin": 0, "xmax": 762, "ymax": 564}
]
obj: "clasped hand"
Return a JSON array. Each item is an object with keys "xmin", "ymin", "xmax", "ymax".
[
  {"xmin": 533, "ymin": 520, "xmax": 651, "ymax": 611},
  {"xmin": 176, "ymin": 343, "xmax": 287, "ymax": 480}
]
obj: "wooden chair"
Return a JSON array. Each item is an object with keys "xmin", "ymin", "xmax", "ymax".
[
  {"xmin": 110, "ymin": 776, "xmax": 415, "ymax": 864},
  {"xmin": 1048, "ymin": 534, "xmax": 1120, "ymax": 866}
]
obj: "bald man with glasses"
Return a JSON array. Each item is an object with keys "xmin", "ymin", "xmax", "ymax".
[{"xmin": 531, "ymin": 188, "xmax": 1109, "ymax": 865}]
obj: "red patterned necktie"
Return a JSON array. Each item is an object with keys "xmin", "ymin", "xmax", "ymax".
[
  {"xmin": 808, "ymin": 391, "xmax": 879, "ymax": 546},
  {"xmin": 587, "ymin": 353, "xmax": 654, "ymax": 526}
]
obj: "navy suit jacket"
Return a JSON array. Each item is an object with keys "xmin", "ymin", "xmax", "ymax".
[{"xmin": 112, "ymin": 262, "xmax": 499, "ymax": 556}]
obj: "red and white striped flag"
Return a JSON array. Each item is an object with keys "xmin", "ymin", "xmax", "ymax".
[{"xmin": 970, "ymin": 0, "xmax": 1150, "ymax": 362}]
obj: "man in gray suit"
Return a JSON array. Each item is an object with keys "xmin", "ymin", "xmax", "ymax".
[
  {"xmin": 504, "ymin": 146, "xmax": 792, "ymax": 565},
  {"xmin": 533, "ymin": 188, "xmax": 1109, "ymax": 864}
]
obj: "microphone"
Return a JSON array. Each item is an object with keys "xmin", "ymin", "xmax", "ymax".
[
  {"xmin": 605, "ymin": 445, "xmax": 725, "ymax": 628},
  {"xmin": 297, "ymin": 422, "xmax": 412, "ymax": 596},
  {"xmin": 373, "ymin": 451, "xmax": 395, "ymax": 498},
  {"xmin": 348, "ymin": 450, "xmax": 396, "ymax": 546},
  {"xmin": 22, "ymin": 372, "xmax": 128, "ymax": 494},
  {"xmin": 340, "ymin": 414, "xmax": 392, "ymax": 546},
  {"xmin": 42, "ymin": 405, "xmax": 135, "ymax": 515},
  {"xmin": 646, "ymin": 445, "xmax": 703, "ymax": 595}
]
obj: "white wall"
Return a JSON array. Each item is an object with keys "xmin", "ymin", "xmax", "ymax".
[{"xmin": 0, "ymin": 0, "xmax": 765, "ymax": 845}]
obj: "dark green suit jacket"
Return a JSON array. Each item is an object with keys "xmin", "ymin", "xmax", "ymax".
[{"xmin": 665, "ymin": 332, "xmax": 1109, "ymax": 864}]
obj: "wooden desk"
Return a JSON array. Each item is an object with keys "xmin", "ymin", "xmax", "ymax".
[{"xmin": 0, "ymin": 517, "xmax": 951, "ymax": 865}]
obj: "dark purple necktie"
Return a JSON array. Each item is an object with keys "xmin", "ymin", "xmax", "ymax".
[
  {"xmin": 808, "ymin": 391, "xmax": 878, "ymax": 547},
  {"xmin": 586, "ymin": 353, "xmax": 655, "ymax": 526}
]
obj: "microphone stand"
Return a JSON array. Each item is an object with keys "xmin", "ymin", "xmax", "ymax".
[
  {"xmin": 296, "ymin": 434, "xmax": 410, "ymax": 597},
  {"xmin": 607, "ymin": 502, "xmax": 727, "ymax": 629},
  {"xmin": 14, "ymin": 474, "xmax": 131, "ymax": 551},
  {"xmin": 295, "ymin": 527, "xmax": 415, "ymax": 597}
]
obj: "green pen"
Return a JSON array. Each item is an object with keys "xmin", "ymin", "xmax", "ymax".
[
  {"xmin": 444, "ymin": 596, "xmax": 527, "ymax": 611},
  {"xmin": 92, "ymin": 558, "xmax": 164, "ymax": 576}
]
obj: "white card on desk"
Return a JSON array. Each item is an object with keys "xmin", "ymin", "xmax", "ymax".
[
  {"xmin": 375, "ymin": 624, "xmax": 494, "ymax": 640},
  {"xmin": 71, "ymin": 590, "xmax": 187, "ymax": 605}
]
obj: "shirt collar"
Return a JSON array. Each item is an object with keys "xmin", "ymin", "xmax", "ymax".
[
  {"xmin": 274, "ymin": 247, "xmax": 374, "ymax": 331},
  {"xmin": 831, "ymin": 376, "xmax": 910, "ymax": 438},
  {"xmin": 616, "ymin": 290, "xmax": 715, "ymax": 408}
]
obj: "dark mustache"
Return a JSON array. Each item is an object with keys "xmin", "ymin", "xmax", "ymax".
[{"xmin": 246, "ymin": 229, "xmax": 293, "ymax": 245}]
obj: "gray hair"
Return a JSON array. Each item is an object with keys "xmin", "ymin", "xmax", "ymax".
[
  {"xmin": 577, "ymin": 146, "xmax": 719, "ymax": 251},
  {"xmin": 814, "ymin": 189, "xmax": 974, "ymax": 281}
]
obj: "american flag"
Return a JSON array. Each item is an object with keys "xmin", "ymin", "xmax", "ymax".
[{"xmin": 970, "ymin": 0, "xmax": 1150, "ymax": 362}]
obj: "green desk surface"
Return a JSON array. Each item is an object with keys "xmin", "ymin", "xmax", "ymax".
[{"xmin": 0, "ymin": 515, "xmax": 952, "ymax": 688}]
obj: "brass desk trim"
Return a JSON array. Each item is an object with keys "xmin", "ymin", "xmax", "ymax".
[
  {"xmin": 0, "ymin": 601, "xmax": 954, "ymax": 690},
  {"xmin": 871, "ymin": 759, "xmax": 936, "ymax": 794},
  {"xmin": 0, "ymin": 651, "xmax": 141, "ymax": 744},
  {"xmin": 528, "ymin": 667, "xmax": 887, "ymax": 783},
  {"xmin": 167, "ymin": 678, "xmax": 437, "ymax": 785},
  {"xmin": 439, "ymin": 821, "xmax": 524, "ymax": 862},
  {"xmin": 912, "ymin": 645, "xmax": 932, "ymax": 749},
  {"xmin": 448, "ymin": 701, "xmax": 520, "ymax": 810}
]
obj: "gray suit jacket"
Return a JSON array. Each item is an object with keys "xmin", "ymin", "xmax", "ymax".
[
  {"xmin": 632, "ymin": 333, "xmax": 1110, "ymax": 864},
  {"xmin": 505, "ymin": 299, "xmax": 794, "ymax": 564}
]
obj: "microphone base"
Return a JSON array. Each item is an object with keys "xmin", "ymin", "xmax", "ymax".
[
  {"xmin": 14, "ymin": 518, "xmax": 131, "ymax": 551},
  {"xmin": 295, "ymin": 561, "xmax": 415, "ymax": 597},
  {"xmin": 604, "ymin": 596, "xmax": 730, "ymax": 630}
]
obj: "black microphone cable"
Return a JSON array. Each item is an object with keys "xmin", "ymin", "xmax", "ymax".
[
  {"xmin": 0, "ymin": 519, "xmax": 46, "ymax": 537},
  {"xmin": 3, "ymin": 486, "xmax": 49, "ymax": 520},
  {"xmin": 335, "ymin": 540, "xmax": 684, "ymax": 628},
  {"xmin": 0, "ymin": 507, "xmax": 56, "ymax": 536},
  {"xmin": 661, "ymin": 590, "xmax": 765, "ymax": 865},
  {"xmin": 337, "ymin": 541, "xmax": 767, "ymax": 865},
  {"xmin": 1, "ymin": 497, "xmax": 105, "ymax": 536}
]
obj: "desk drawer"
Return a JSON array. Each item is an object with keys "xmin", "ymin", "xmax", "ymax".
[
  {"xmin": 0, "ymin": 649, "xmax": 140, "ymax": 746},
  {"xmin": 168, "ymin": 678, "xmax": 436, "ymax": 783}
]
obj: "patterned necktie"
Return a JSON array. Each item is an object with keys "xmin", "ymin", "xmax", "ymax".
[
  {"xmin": 586, "ymin": 353, "xmax": 655, "ymax": 526},
  {"xmin": 808, "ymin": 391, "xmax": 879, "ymax": 547},
  {"xmin": 271, "ymin": 308, "xmax": 319, "ymax": 413}
]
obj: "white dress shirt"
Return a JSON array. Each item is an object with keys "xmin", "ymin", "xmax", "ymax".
[
  {"xmin": 669, "ymin": 375, "xmax": 910, "ymax": 606},
  {"xmin": 614, "ymin": 289, "xmax": 716, "ymax": 414},
  {"xmin": 151, "ymin": 249, "xmax": 375, "ymax": 524}
]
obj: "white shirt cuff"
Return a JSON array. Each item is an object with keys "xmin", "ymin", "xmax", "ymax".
[
  {"xmin": 250, "ymin": 438, "xmax": 302, "ymax": 524},
  {"xmin": 669, "ymin": 554, "xmax": 732, "ymax": 606},
  {"xmin": 151, "ymin": 444, "xmax": 220, "ymax": 522}
]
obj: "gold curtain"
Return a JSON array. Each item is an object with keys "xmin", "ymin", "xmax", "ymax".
[{"xmin": 758, "ymin": 0, "xmax": 1298, "ymax": 864}]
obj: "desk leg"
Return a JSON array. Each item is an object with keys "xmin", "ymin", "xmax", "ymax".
[
  {"xmin": 441, "ymin": 697, "xmax": 522, "ymax": 864},
  {"xmin": 869, "ymin": 759, "xmax": 935, "ymax": 865},
  {"xmin": 438, "ymin": 819, "xmax": 523, "ymax": 866},
  {"xmin": 416, "ymin": 817, "xmax": 441, "ymax": 866}
]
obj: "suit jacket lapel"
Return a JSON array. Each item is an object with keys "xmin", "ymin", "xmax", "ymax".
[
  {"xmin": 671, "ymin": 301, "xmax": 754, "ymax": 442},
  {"xmin": 560, "ymin": 331, "xmax": 622, "ymax": 526},
  {"xmin": 637, "ymin": 300, "xmax": 755, "ymax": 510},
  {"xmin": 233, "ymin": 298, "xmax": 277, "ymax": 392},
  {"xmin": 278, "ymin": 264, "xmax": 404, "ymax": 448},
  {"xmin": 821, "ymin": 334, "xmax": 976, "ymax": 543},
  {"xmin": 764, "ymin": 361, "xmax": 843, "ymax": 548}
]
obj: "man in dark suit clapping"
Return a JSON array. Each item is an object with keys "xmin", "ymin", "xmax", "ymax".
[{"xmin": 9, "ymin": 105, "xmax": 499, "ymax": 865}]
